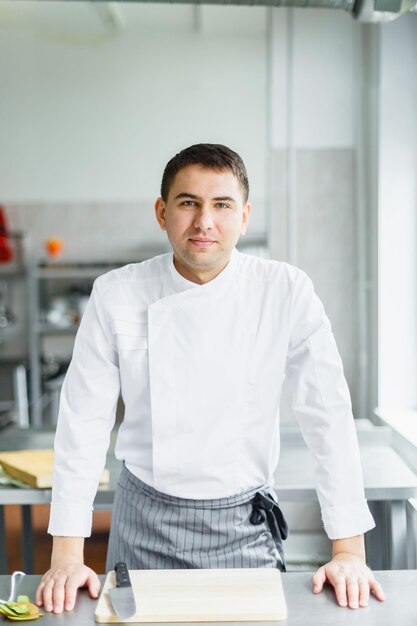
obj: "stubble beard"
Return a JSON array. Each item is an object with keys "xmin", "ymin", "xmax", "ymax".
[{"xmin": 178, "ymin": 241, "xmax": 231, "ymax": 273}]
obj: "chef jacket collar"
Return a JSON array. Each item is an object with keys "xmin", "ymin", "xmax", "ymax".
[{"xmin": 168, "ymin": 247, "xmax": 240, "ymax": 293}]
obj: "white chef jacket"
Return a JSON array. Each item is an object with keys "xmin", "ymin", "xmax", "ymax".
[{"xmin": 48, "ymin": 248, "xmax": 375, "ymax": 540}]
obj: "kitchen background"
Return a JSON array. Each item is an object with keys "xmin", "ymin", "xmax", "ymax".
[{"xmin": 0, "ymin": 1, "xmax": 416, "ymax": 572}]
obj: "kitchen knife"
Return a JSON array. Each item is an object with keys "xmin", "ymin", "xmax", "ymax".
[{"xmin": 108, "ymin": 562, "xmax": 137, "ymax": 621}]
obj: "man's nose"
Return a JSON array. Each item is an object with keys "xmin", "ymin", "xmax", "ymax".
[{"xmin": 194, "ymin": 207, "xmax": 214, "ymax": 231}]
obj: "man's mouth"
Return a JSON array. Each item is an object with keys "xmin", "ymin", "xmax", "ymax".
[{"xmin": 189, "ymin": 238, "xmax": 216, "ymax": 248}]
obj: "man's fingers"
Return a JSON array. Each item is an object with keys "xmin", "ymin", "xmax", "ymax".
[
  {"xmin": 358, "ymin": 578, "xmax": 370, "ymax": 607},
  {"xmin": 41, "ymin": 578, "xmax": 55, "ymax": 612},
  {"xmin": 86, "ymin": 572, "xmax": 101, "ymax": 599},
  {"xmin": 64, "ymin": 578, "xmax": 83, "ymax": 611},
  {"xmin": 346, "ymin": 577, "xmax": 359, "ymax": 609},
  {"xmin": 35, "ymin": 581, "xmax": 45, "ymax": 606},
  {"xmin": 52, "ymin": 574, "xmax": 68, "ymax": 613},
  {"xmin": 332, "ymin": 578, "xmax": 348, "ymax": 608},
  {"xmin": 64, "ymin": 569, "xmax": 100, "ymax": 610},
  {"xmin": 370, "ymin": 578, "xmax": 385, "ymax": 602},
  {"xmin": 42, "ymin": 576, "xmax": 60, "ymax": 612},
  {"xmin": 311, "ymin": 566, "xmax": 326, "ymax": 593}
]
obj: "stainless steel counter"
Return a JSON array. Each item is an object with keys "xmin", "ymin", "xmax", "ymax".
[{"xmin": 0, "ymin": 572, "xmax": 416, "ymax": 626}]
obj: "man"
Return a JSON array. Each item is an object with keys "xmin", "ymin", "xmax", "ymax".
[{"xmin": 37, "ymin": 143, "xmax": 385, "ymax": 614}]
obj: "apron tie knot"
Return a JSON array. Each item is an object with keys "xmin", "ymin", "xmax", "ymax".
[{"xmin": 249, "ymin": 491, "xmax": 289, "ymax": 571}]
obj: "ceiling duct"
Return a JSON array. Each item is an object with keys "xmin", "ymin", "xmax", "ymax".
[{"xmin": 76, "ymin": 0, "xmax": 417, "ymax": 24}]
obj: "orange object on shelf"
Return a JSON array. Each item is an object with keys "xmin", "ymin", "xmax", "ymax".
[{"xmin": 45, "ymin": 237, "xmax": 64, "ymax": 258}]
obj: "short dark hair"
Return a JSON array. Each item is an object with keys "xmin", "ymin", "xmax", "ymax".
[{"xmin": 160, "ymin": 143, "xmax": 249, "ymax": 203}]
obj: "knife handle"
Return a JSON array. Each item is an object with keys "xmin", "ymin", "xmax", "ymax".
[{"xmin": 114, "ymin": 562, "xmax": 132, "ymax": 588}]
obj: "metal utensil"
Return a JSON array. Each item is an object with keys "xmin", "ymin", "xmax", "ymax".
[
  {"xmin": 108, "ymin": 562, "xmax": 136, "ymax": 621},
  {"xmin": 0, "ymin": 571, "xmax": 25, "ymax": 605}
]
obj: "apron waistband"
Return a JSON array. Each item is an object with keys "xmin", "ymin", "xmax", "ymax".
[{"xmin": 122, "ymin": 464, "xmax": 270, "ymax": 509}]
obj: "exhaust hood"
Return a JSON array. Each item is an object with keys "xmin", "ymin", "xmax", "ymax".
[{"xmin": 86, "ymin": 0, "xmax": 417, "ymax": 23}]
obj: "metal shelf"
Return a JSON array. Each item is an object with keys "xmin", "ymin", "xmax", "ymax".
[
  {"xmin": 0, "ymin": 352, "xmax": 28, "ymax": 365},
  {"xmin": 35, "ymin": 323, "xmax": 79, "ymax": 336},
  {"xmin": 35, "ymin": 265, "xmax": 123, "ymax": 280},
  {"xmin": 34, "ymin": 256, "xmax": 157, "ymax": 280},
  {"xmin": 0, "ymin": 270, "xmax": 26, "ymax": 279}
]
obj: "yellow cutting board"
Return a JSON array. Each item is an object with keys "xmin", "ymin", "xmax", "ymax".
[
  {"xmin": 95, "ymin": 568, "xmax": 287, "ymax": 623},
  {"xmin": 0, "ymin": 449, "xmax": 109, "ymax": 488}
]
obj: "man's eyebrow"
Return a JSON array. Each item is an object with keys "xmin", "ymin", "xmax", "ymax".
[
  {"xmin": 173, "ymin": 192, "xmax": 236, "ymax": 203},
  {"xmin": 212, "ymin": 196, "xmax": 236, "ymax": 203},
  {"xmin": 174, "ymin": 192, "xmax": 200, "ymax": 200}
]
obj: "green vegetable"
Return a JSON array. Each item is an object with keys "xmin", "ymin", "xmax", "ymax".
[{"xmin": 0, "ymin": 597, "xmax": 42, "ymax": 621}]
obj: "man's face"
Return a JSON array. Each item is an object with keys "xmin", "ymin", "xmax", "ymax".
[{"xmin": 155, "ymin": 165, "xmax": 251, "ymax": 284}]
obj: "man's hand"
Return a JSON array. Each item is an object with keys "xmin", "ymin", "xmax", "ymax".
[
  {"xmin": 36, "ymin": 558, "xmax": 100, "ymax": 613},
  {"xmin": 311, "ymin": 534, "xmax": 385, "ymax": 609},
  {"xmin": 36, "ymin": 536, "xmax": 101, "ymax": 614},
  {"xmin": 312, "ymin": 553, "xmax": 385, "ymax": 608}
]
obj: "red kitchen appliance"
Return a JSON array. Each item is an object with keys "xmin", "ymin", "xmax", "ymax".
[{"xmin": 0, "ymin": 205, "xmax": 14, "ymax": 264}]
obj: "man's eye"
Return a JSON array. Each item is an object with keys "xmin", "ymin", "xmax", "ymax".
[
  {"xmin": 182, "ymin": 200, "xmax": 196, "ymax": 206},
  {"xmin": 216, "ymin": 203, "xmax": 230, "ymax": 209}
]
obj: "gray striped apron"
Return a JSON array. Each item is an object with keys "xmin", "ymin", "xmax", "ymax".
[{"xmin": 106, "ymin": 464, "xmax": 288, "ymax": 572}]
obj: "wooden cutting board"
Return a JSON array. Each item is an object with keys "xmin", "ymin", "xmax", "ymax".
[
  {"xmin": 0, "ymin": 449, "xmax": 109, "ymax": 488},
  {"xmin": 95, "ymin": 568, "xmax": 287, "ymax": 623}
]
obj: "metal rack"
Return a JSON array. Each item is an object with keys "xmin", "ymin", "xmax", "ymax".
[
  {"xmin": 0, "ymin": 233, "xmax": 30, "ymax": 428},
  {"xmin": 27, "ymin": 260, "xmax": 127, "ymax": 427}
]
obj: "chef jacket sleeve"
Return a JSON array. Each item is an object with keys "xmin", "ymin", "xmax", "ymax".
[
  {"xmin": 48, "ymin": 277, "xmax": 120, "ymax": 537},
  {"xmin": 284, "ymin": 270, "xmax": 375, "ymax": 540}
]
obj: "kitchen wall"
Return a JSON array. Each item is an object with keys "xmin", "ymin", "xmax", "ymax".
[
  {"xmin": 269, "ymin": 9, "xmax": 363, "ymax": 424},
  {"xmin": 0, "ymin": 2, "xmax": 268, "ymax": 259}
]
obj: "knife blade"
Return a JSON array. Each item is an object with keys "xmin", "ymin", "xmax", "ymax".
[{"xmin": 108, "ymin": 562, "xmax": 137, "ymax": 621}]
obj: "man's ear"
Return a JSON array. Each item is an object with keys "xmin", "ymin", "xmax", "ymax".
[
  {"xmin": 241, "ymin": 202, "xmax": 251, "ymax": 235},
  {"xmin": 154, "ymin": 197, "xmax": 167, "ymax": 231}
]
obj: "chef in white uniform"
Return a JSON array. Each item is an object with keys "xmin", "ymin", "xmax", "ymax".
[{"xmin": 37, "ymin": 143, "xmax": 385, "ymax": 614}]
